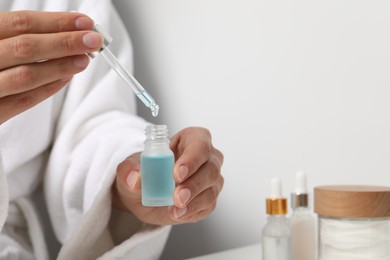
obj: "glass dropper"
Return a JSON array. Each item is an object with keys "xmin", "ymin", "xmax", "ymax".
[{"xmin": 88, "ymin": 24, "xmax": 159, "ymax": 117}]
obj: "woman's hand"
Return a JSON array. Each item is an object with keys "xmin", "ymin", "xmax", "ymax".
[
  {"xmin": 0, "ymin": 11, "xmax": 103, "ymax": 124},
  {"xmin": 113, "ymin": 127, "xmax": 224, "ymax": 225}
]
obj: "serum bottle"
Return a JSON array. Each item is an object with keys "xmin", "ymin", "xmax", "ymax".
[
  {"xmin": 289, "ymin": 171, "xmax": 316, "ymax": 260},
  {"xmin": 262, "ymin": 178, "xmax": 291, "ymax": 260},
  {"xmin": 140, "ymin": 125, "xmax": 175, "ymax": 206}
]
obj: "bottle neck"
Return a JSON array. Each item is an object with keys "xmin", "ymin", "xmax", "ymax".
[
  {"xmin": 292, "ymin": 207, "xmax": 312, "ymax": 215},
  {"xmin": 144, "ymin": 139, "xmax": 170, "ymax": 149},
  {"xmin": 143, "ymin": 125, "xmax": 172, "ymax": 154},
  {"xmin": 144, "ymin": 125, "xmax": 170, "ymax": 144},
  {"xmin": 267, "ymin": 215, "xmax": 288, "ymax": 222}
]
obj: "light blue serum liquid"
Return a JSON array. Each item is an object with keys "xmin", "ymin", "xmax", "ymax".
[
  {"xmin": 140, "ymin": 154, "xmax": 175, "ymax": 206},
  {"xmin": 136, "ymin": 90, "xmax": 159, "ymax": 117}
]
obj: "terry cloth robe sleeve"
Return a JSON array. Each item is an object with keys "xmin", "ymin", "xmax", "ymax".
[{"xmin": 44, "ymin": 1, "xmax": 171, "ymax": 259}]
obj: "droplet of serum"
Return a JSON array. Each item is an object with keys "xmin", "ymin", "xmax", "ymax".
[{"xmin": 150, "ymin": 104, "xmax": 159, "ymax": 117}]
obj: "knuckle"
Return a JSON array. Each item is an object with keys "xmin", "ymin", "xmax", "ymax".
[
  {"xmin": 187, "ymin": 159, "xmax": 199, "ymax": 175},
  {"xmin": 202, "ymin": 127, "xmax": 212, "ymax": 139},
  {"xmin": 214, "ymin": 147, "xmax": 224, "ymax": 164},
  {"xmin": 219, "ymin": 175, "xmax": 225, "ymax": 189},
  {"xmin": 210, "ymin": 187, "xmax": 219, "ymax": 202},
  {"xmin": 59, "ymin": 33, "xmax": 76, "ymax": 52},
  {"xmin": 186, "ymin": 213, "xmax": 203, "ymax": 224},
  {"xmin": 192, "ymin": 209, "xmax": 212, "ymax": 223},
  {"xmin": 12, "ymin": 36, "xmax": 36, "ymax": 59},
  {"xmin": 198, "ymin": 141, "xmax": 212, "ymax": 156},
  {"xmin": 210, "ymin": 202, "xmax": 217, "ymax": 212},
  {"xmin": 189, "ymin": 126, "xmax": 211, "ymax": 137},
  {"xmin": 54, "ymin": 16, "xmax": 67, "ymax": 31},
  {"xmin": 57, "ymin": 59, "xmax": 72, "ymax": 74},
  {"xmin": 191, "ymin": 174, "xmax": 202, "ymax": 192},
  {"xmin": 13, "ymin": 66, "xmax": 35, "ymax": 87},
  {"xmin": 16, "ymin": 95, "xmax": 34, "ymax": 110},
  {"xmin": 209, "ymin": 159, "xmax": 221, "ymax": 177},
  {"xmin": 191, "ymin": 198, "xmax": 202, "ymax": 212},
  {"xmin": 9, "ymin": 12, "xmax": 32, "ymax": 34},
  {"xmin": 204, "ymin": 141, "xmax": 212, "ymax": 154},
  {"xmin": 44, "ymin": 81, "xmax": 63, "ymax": 96}
]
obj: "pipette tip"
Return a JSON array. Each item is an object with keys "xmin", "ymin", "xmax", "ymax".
[{"xmin": 151, "ymin": 104, "xmax": 159, "ymax": 117}]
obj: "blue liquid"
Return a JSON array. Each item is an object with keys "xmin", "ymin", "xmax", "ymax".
[
  {"xmin": 136, "ymin": 90, "xmax": 159, "ymax": 117},
  {"xmin": 140, "ymin": 154, "xmax": 175, "ymax": 206}
]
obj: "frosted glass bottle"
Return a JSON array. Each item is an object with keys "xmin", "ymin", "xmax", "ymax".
[
  {"xmin": 290, "ymin": 171, "xmax": 316, "ymax": 260},
  {"xmin": 262, "ymin": 178, "xmax": 291, "ymax": 260},
  {"xmin": 262, "ymin": 215, "xmax": 291, "ymax": 260},
  {"xmin": 141, "ymin": 125, "xmax": 175, "ymax": 206}
]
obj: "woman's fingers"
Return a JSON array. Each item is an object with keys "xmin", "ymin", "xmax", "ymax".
[
  {"xmin": 173, "ymin": 155, "xmax": 222, "ymax": 208},
  {"xmin": 0, "ymin": 11, "xmax": 100, "ymax": 124},
  {"xmin": 169, "ymin": 178, "xmax": 223, "ymax": 222},
  {"xmin": 0, "ymin": 77, "xmax": 72, "ymax": 124},
  {"xmin": 0, "ymin": 55, "xmax": 89, "ymax": 97},
  {"xmin": 0, "ymin": 11, "xmax": 93, "ymax": 39},
  {"xmin": 0, "ymin": 31, "xmax": 102, "ymax": 70},
  {"xmin": 171, "ymin": 127, "xmax": 213, "ymax": 183},
  {"xmin": 171, "ymin": 185, "xmax": 220, "ymax": 220},
  {"xmin": 171, "ymin": 154, "xmax": 224, "ymax": 222}
]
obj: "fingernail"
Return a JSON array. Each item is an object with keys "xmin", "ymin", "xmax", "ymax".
[
  {"xmin": 177, "ymin": 188, "xmax": 191, "ymax": 207},
  {"xmin": 73, "ymin": 55, "xmax": 89, "ymax": 68},
  {"xmin": 82, "ymin": 32, "xmax": 103, "ymax": 49},
  {"xmin": 75, "ymin": 16, "xmax": 94, "ymax": 30},
  {"xmin": 174, "ymin": 207, "xmax": 187, "ymax": 219},
  {"xmin": 126, "ymin": 171, "xmax": 138, "ymax": 190},
  {"xmin": 177, "ymin": 165, "xmax": 189, "ymax": 182}
]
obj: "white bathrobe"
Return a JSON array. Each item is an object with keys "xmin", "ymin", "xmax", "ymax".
[{"xmin": 0, "ymin": 0, "xmax": 171, "ymax": 259}]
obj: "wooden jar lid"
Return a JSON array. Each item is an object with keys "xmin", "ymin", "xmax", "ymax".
[{"xmin": 314, "ymin": 185, "xmax": 390, "ymax": 218}]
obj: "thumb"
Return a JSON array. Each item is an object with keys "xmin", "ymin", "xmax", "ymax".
[
  {"xmin": 113, "ymin": 153, "xmax": 143, "ymax": 211},
  {"xmin": 115, "ymin": 152, "xmax": 142, "ymax": 195},
  {"xmin": 126, "ymin": 170, "xmax": 141, "ymax": 193}
]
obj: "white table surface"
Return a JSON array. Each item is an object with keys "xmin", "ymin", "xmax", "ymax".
[{"xmin": 186, "ymin": 243, "xmax": 262, "ymax": 260}]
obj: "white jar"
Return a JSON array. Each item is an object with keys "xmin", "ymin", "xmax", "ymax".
[{"xmin": 314, "ymin": 185, "xmax": 390, "ymax": 260}]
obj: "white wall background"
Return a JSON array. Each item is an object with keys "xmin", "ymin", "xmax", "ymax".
[{"xmin": 113, "ymin": 1, "xmax": 390, "ymax": 259}]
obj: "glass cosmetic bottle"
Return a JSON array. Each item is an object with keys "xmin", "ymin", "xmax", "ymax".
[
  {"xmin": 262, "ymin": 178, "xmax": 291, "ymax": 260},
  {"xmin": 289, "ymin": 171, "xmax": 316, "ymax": 260},
  {"xmin": 140, "ymin": 125, "xmax": 175, "ymax": 206}
]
